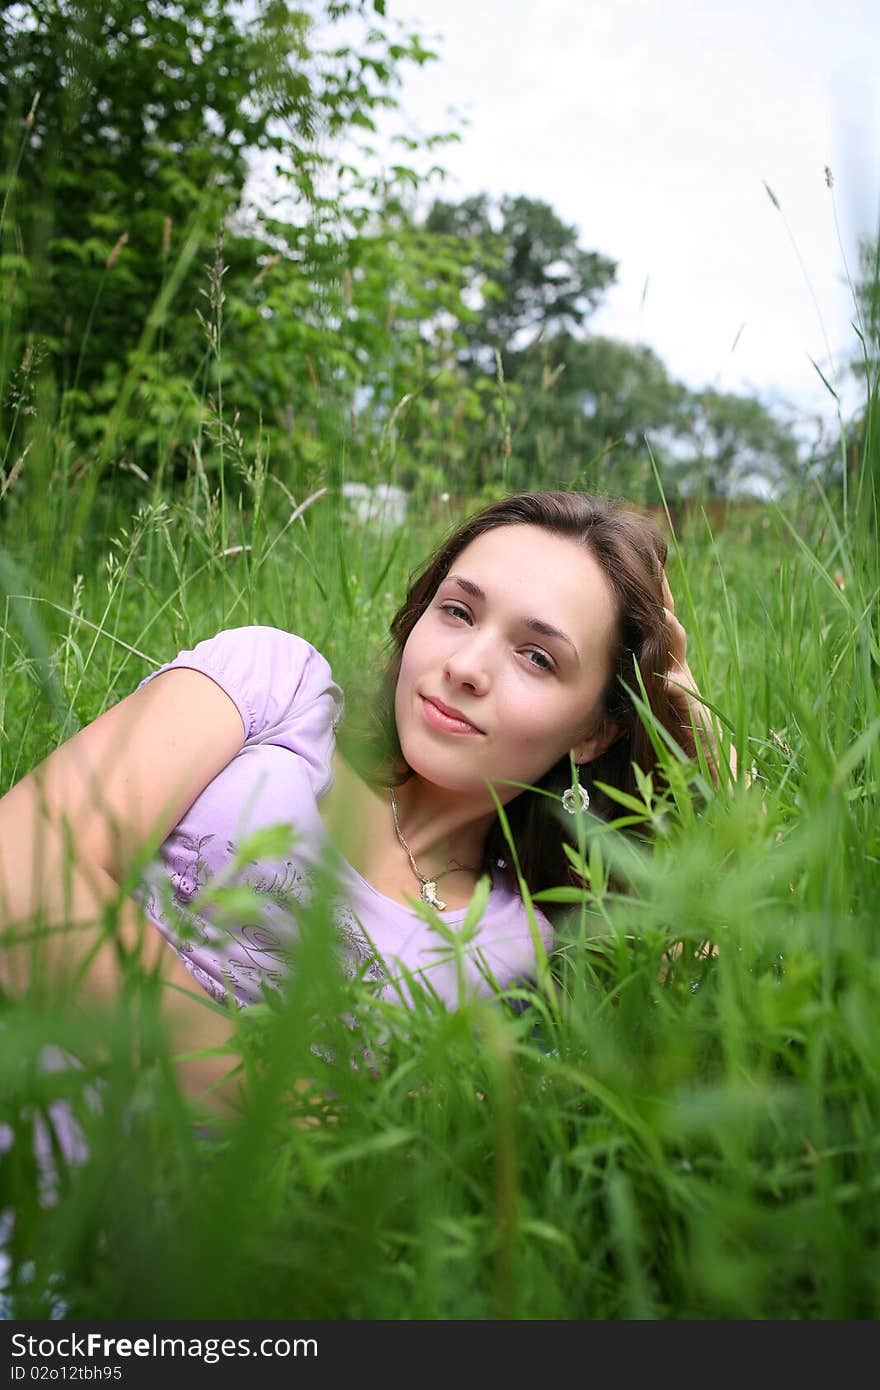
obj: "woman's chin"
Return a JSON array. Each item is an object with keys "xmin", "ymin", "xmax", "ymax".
[{"xmin": 397, "ymin": 746, "xmax": 487, "ymax": 798}]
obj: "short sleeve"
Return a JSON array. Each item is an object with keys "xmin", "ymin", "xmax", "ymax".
[{"xmin": 137, "ymin": 626, "xmax": 344, "ymax": 744}]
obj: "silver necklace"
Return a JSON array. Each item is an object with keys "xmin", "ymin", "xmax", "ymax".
[{"xmin": 389, "ymin": 788, "xmax": 481, "ymax": 911}]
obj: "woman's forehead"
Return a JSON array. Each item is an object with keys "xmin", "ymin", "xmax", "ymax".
[
  {"xmin": 445, "ymin": 525, "xmax": 618, "ymax": 645},
  {"xmin": 451, "ymin": 524, "xmax": 605, "ymax": 587}
]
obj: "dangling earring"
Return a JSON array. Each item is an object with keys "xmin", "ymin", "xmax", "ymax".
[{"xmin": 562, "ymin": 764, "xmax": 590, "ymax": 815}]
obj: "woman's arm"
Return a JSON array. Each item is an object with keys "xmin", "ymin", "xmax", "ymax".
[{"xmin": 0, "ymin": 667, "xmax": 248, "ymax": 1108}]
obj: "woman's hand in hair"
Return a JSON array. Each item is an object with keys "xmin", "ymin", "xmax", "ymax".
[
  {"xmin": 660, "ymin": 571, "xmax": 736, "ymax": 783},
  {"xmin": 660, "ymin": 572, "xmax": 697, "ymax": 699}
]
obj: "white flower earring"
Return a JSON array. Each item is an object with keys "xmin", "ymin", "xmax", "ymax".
[{"xmin": 562, "ymin": 763, "xmax": 590, "ymax": 815}]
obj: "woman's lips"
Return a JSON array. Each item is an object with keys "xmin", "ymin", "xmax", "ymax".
[{"xmin": 420, "ymin": 695, "xmax": 484, "ymax": 735}]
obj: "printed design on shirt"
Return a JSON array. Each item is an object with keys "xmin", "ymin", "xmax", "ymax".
[
  {"xmin": 145, "ymin": 837, "xmax": 391, "ymax": 1003},
  {"xmin": 234, "ymin": 855, "xmax": 311, "ymax": 908},
  {"xmin": 332, "ymin": 901, "xmax": 387, "ymax": 985},
  {"xmin": 218, "ymin": 956, "xmax": 287, "ymax": 998},
  {"xmin": 239, "ymin": 923, "xmax": 290, "ymax": 962},
  {"xmin": 170, "ymin": 833, "xmax": 215, "ymax": 899},
  {"xmin": 148, "ymin": 906, "xmax": 290, "ymax": 1004},
  {"xmin": 179, "ymin": 957, "xmax": 233, "ymax": 1009},
  {"xmin": 229, "ymin": 857, "xmax": 386, "ymax": 990},
  {"xmin": 191, "ymin": 847, "xmax": 303, "ymax": 999},
  {"xmin": 143, "ymin": 835, "xmax": 299, "ymax": 1003}
]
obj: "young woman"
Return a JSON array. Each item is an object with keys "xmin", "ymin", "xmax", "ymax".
[{"xmin": 0, "ymin": 490, "xmax": 729, "ymax": 1107}]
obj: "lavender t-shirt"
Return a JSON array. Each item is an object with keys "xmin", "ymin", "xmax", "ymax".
[{"xmin": 135, "ymin": 626, "xmax": 553, "ymax": 1011}]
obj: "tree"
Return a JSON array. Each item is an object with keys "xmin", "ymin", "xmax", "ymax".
[
  {"xmin": 674, "ymin": 388, "xmax": 802, "ymax": 498},
  {"xmin": 424, "ymin": 194, "xmax": 617, "ymax": 370},
  {"xmin": 499, "ymin": 333, "xmax": 690, "ymax": 495},
  {"xmin": 3, "ymin": 1, "xmax": 298, "ymax": 385},
  {"xmin": 409, "ymin": 193, "xmax": 803, "ymax": 499},
  {"xmin": 0, "ymin": 0, "xmax": 440, "ymax": 481}
]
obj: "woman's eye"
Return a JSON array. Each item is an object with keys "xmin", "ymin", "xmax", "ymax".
[
  {"xmin": 440, "ymin": 602, "xmax": 471, "ymax": 623},
  {"xmin": 523, "ymin": 648, "xmax": 554, "ymax": 672}
]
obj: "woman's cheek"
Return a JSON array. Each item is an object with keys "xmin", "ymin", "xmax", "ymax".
[{"xmin": 397, "ymin": 627, "xmax": 428, "ymax": 692}]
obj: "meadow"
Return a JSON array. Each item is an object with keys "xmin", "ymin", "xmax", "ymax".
[{"xmin": 1, "ymin": 342, "xmax": 878, "ymax": 1320}]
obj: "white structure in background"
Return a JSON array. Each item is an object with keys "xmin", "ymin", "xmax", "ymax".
[{"xmin": 341, "ymin": 482, "xmax": 408, "ymax": 528}]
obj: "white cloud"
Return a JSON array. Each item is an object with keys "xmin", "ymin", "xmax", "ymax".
[{"xmin": 388, "ymin": 0, "xmax": 879, "ymax": 429}]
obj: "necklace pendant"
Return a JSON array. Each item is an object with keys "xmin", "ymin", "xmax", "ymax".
[{"xmin": 421, "ymin": 880, "xmax": 446, "ymax": 911}]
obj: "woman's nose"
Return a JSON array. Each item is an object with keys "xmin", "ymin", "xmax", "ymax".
[{"xmin": 443, "ymin": 637, "xmax": 492, "ymax": 695}]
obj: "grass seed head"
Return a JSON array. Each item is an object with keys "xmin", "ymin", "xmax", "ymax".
[{"xmin": 106, "ymin": 232, "xmax": 129, "ymax": 268}]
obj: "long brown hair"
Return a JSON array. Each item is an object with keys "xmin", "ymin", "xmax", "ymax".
[{"xmin": 339, "ymin": 490, "xmax": 705, "ymax": 898}]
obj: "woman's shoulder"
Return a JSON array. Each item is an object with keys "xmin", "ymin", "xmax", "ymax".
[
  {"xmin": 139, "ymin": 625, "xmax": 343, "ymax": 742},
  {"xmin": 180, "ymin": 624, "xmax": 324, "ymax": 665}
]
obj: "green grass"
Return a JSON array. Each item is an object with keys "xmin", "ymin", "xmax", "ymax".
[{"xmin": 1, "ymin": 315, "xmax": 879, "ymax": 1321}]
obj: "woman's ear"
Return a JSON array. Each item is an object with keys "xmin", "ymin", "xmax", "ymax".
[{"xmin": 571, "ymin": 720, "xmax": 623, "ymax": 767}]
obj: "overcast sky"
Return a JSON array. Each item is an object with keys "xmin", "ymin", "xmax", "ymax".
[{"xmin": 381, "ymin": 0, "xmax": 879, "ymax": 438}]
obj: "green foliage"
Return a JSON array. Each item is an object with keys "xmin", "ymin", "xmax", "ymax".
[
  {"xmin": 425, "ymin": 193, "xmax": 618, "ymax": 366},
  {"xmin": 3, "ymin": 0, "xmax": 291, "ymax": 386},
  {"xmin": 0, "ymin": 0, "xmax": 446, "ymax": 491}
]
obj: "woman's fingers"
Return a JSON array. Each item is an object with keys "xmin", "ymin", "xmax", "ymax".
[
  {"xmin": 661, "ymin": 568, "xmax": 691, "ymax": 679},
  {"xmin": 660, "ymin": 569, "xmax": 675, "ymax": 612},
  {"xmin": 661, "ymin": 568, "xmax": 735, "ymax": 785},
  {"xmin": 664, "ymin": 605, "xmax": 689, "ymax": 673},
  {"xmin": 662, "ymin": 570, "xmax": 701, "ymax": 704}
]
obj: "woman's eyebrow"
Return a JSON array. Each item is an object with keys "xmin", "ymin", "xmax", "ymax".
[
  {"xmin": 444, "ymin": 574, "xmax": 485, "ymax": 602},
  {"xmin": 525, "ymin": 616, "xmax": 578, "ymax": 656},
  {"xmin": 444, "ymin": 574, "xmax": 579, "ymax": 658}
]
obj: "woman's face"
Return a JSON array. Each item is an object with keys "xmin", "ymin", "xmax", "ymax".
[{"xmin": 394, "ymin": 524, "xmax": 620, "ymax": 803}]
